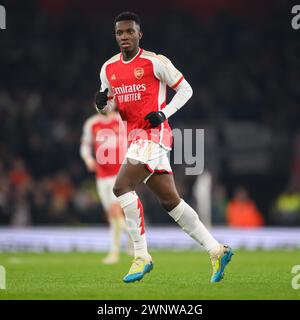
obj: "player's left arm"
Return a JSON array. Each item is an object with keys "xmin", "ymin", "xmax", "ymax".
[
  {"xmin": 163, "ymin": 78, "xmax": 193, "ymax": 118},
  {"xmin": 144, "ymin": 56, "xmax": 193, "ymax": 128},
  {"xmin": 156, "ymin": 55, "xmax": 193, "ymax": 119}
]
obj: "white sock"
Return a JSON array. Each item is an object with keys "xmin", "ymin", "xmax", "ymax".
[
  {"xmin": 117, "ymin": 192, "xmax": 151, "ymax": 260},
  {"xmin": 119, "ymin": 215, "xmax": 129, "ymax": 233},
  {"xmin": 108, "ymin": 217, "xmax": 122, "ymax": 255},
  {"xmin": 168, "ymin": 199, "xmax": 220, "ymax": 254},
  {"xmin": 119, "ymin": 216, "xmax": 134, "ymax": 252}
]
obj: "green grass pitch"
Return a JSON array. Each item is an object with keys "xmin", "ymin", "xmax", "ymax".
[{"xmin": 0, "ymin": 250, "xmax": 299, "ymax": 300}]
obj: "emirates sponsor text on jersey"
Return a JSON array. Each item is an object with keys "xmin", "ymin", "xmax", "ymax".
[{"xmin": 112, "ymin": 83, "xmax": 146, "ymax": 103}]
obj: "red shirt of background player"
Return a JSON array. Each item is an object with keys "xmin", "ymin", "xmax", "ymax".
[{"xmin": 81, "ymin": 113, "xmax": 127, "ymax": 178}]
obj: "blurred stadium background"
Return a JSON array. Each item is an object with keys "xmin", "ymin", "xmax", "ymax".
[{"xmin": 0, "ymin": 0, "xmax": 300, "ymax": 252}]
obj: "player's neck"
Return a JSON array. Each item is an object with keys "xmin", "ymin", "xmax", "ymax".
[{"xmin": 121, "ymin": 47, "xmax": 140, "ymax": 62}]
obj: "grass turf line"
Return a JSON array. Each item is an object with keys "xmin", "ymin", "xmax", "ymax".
[{"xmin": 0, "ymin": 250, "xmax": 299, "ymax": 300}]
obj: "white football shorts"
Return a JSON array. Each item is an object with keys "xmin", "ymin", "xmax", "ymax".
[{"xmin": 125, "ymin": 140, "xmax": 173, "ymax": 183}]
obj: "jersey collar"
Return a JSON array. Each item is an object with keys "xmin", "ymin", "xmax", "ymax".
[{"xmin": 120, "ymin": 48, "xmax": 142, "ymax": 64}]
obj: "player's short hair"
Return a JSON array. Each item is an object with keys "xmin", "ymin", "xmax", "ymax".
[{"xmin": 114, "ymin": 12, "xmax": 141, "ymax": 27}]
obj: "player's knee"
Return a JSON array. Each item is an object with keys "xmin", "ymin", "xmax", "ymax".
[
  {"xmin": 160, "ymin": 196, "xmax": 181, "ymax": 212},
  {"xmin": 113, "ymin": 184, "xmax": 123, "ymax": 197},
  {"xmin": 113, "ymin": 182, "xmax": 134, "ymax": 197}
]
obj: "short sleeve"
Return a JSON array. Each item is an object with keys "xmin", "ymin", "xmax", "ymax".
[{"xmin": 153, "ymin": 55, "xmax": 184, "ymax": 89}]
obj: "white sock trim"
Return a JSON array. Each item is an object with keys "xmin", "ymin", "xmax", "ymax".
[
  {"xmin": 117, "ymin": 191, "xmax": 138, "ymax": 209},
  {"xmin": 168, "ymin": 199, "xmax": 186, "ymax": 222}
]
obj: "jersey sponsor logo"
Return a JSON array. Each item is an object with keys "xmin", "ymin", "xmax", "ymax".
[
  {"xmin": 134, "ymin": 67, "xmax": 144, "ymax": 79},
  {"xmin": 112, "ymin": 83, "xmax": 146, "ymax": 103},
  {"xmin": 112, "ymin": 84, "xmax": 146, "ymax": 95}
]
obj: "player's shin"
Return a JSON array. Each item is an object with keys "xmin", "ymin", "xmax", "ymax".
[
  {"xmin": 117, "ymin": 192, "xmax": 151, "ymax": 260},
  {"xmin": 168, "ymin": 199, "xmax": 220, "ymax": 254}
]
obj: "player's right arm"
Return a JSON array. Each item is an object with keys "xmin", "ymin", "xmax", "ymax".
[
  {"xmin": 80, "ymin": 119, "xmax": 96, "ymax": 172},
  {"xmin": 95, "ymin": 64, "xmax": 116, "ymax": 112}
]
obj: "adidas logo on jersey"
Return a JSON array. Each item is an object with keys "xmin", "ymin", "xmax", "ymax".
[{"xmin": 111, "ymin": 74, "xmax": 116, "ymax": 80}]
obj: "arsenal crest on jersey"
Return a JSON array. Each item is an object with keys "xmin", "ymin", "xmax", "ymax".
[{"xmin": 134, "ymin": 67, "xmax": 144, "ymax": 79}]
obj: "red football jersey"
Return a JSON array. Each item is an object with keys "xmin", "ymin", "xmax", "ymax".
[
  {"xmin": 81, "ymin": 112, "xmax": 126, "ymax": 178},
  {"xmin": 100, "ymin": 48, "xmax": 184, "ymax": 150}
]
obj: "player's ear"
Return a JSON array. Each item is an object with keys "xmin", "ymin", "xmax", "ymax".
[{"xmin": 139, "ymin": 31, "xmax": 143, "ymax": 40}]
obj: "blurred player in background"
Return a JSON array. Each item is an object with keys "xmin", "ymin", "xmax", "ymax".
[
  {"xmin": 95, "ymin": 12, "xmax": 233, "ymax": 282},
  {"xmin": 80, "ymin": 108, "xmax": 132, "ymax": 264}
]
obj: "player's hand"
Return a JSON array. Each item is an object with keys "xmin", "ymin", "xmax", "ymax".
[
  {"xmin": 95, "ymin": 88, "xmax": 109, "ymax": 112},
  {"xmin": 144, "ymin": 111, "xmax": 166, "ymax": 129}
]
